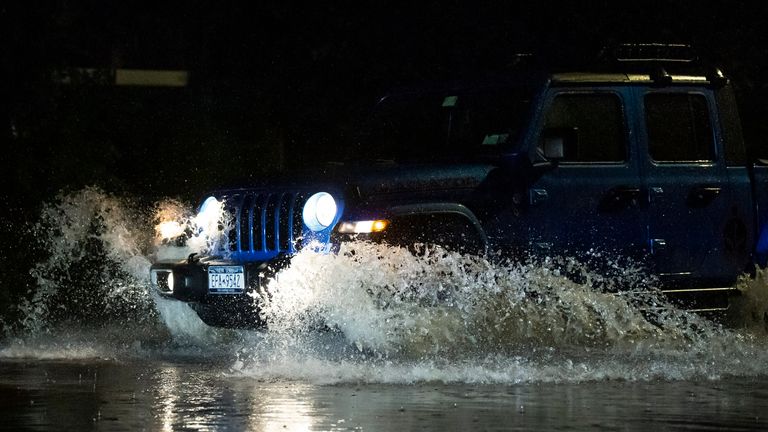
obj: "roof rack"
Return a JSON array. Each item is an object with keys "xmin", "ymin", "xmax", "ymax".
[
  {"xmin": 606, "ymin": 43, "xmax": 697, "ymax": 63},
  {"xmin": 599, "ymin": 43, "xmax": 727, "ymax": 88}
]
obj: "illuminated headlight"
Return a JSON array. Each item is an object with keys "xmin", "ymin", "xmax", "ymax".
[
  {"xmin": 303, "ymin": 192, "xmax": 338, "ymax": 232},
  {"xmin": 157, "ymin": 221, "xmax": 184, "ymax": 240},
  {"xmin": 337, "ymin": 220, "xmax": 389, "ymax": 234}
]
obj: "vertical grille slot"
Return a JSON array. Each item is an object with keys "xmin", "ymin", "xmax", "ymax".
[
  {"xmin": 292, "ymin": 193, "xmax": 306, "ymax": 252},
  {"xmin": 279, "ymin": 193, "xmax": 293, "ymax": 251},
  {"xmin": 264, "ymin": 195, "xmax": 278, "ymax": 250},
  {"xmin": 254, "ymin": 194, "xmax": 267, "ymax": 251},
  {"xmin": 239, "ymin": 195, "xmax": 253, "ymax": 252},
  {"xmin": 226, "ymin": 195, "xmax": 240, "ymax": 252},
  {"xmin": 223, "ymin": 191, "xmax": 305, "ymax": 255}
]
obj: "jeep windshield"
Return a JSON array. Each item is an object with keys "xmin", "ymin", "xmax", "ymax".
[{"xmin": 346, "ymin": 85, "xmax": 535, "ymax": 164}]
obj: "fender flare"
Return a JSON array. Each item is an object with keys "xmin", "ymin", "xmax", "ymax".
[{"xmin": 386, "ymin": 203, "xmax": 489, "ymax": 253}]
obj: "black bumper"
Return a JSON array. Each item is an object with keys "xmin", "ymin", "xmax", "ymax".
[{"xmin": 150, "ymin": 257, "xmax": 288, "ymax": 328}]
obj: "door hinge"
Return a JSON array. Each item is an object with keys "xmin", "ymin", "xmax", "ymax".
[{"xmin": 529, "ymin": 189, "xmax": 549, "ymax": 206}]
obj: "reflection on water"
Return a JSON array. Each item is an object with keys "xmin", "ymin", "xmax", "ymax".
[
  {"xmin": 1, "ymin": 360, "xmax": 767, "ymax": 431},
  {"xmin": 247, "ymin": 385, "xmax": 316, "ymax": 432},
  {"xmin": 157, "ymin": 367, "xmax": 181, "ymax": 432},
  {"xmin": 152, "ymin": 363, "xmax": 317, "ymax": 431}
]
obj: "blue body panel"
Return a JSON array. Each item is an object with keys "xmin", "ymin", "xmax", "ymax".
[{"xmin": 509, "ymin": 85, "xmax": 646, "ymax": 258}]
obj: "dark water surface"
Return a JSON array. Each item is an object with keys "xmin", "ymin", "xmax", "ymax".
[{"xmin": 1, "ymin": 358, "xmax": 767, "ymax": 431}]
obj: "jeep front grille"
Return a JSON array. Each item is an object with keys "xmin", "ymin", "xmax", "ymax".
[{"xmin": 224, "ymin": 192, "xmax": 305, "ymax": 255}]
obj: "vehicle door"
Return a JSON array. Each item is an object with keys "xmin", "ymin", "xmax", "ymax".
[
  {"xmin": 636, "ymin": 87, "xmax": 733, "ymax": 284},
  {"xmin": 522, "ymin": 87, "xmax": 646, "ymax": 261}
]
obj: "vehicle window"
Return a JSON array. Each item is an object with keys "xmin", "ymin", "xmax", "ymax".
[
  {"xmin": 542, "ymin": 93, "xmax": 626, "ymax": 163},
  {"xmin": 347, "ymin": 86, "xmax": 534, "ymax": 163},
  {"xmin": 645, "ymin": 93, "xmax": 714, "ymax": 162}
]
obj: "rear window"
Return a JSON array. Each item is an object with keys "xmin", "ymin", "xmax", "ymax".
[{"xmin": 645, "ymin": 93, "xmax": 714, "ymax": 162}]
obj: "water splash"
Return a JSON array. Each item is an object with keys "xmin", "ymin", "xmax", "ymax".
[
  {"xmin": 727, "ymin": 269, "xmax": 768, "ymax": 334},
  {"xmin": 1, "ymin": 187, "xmax": 240, "ymax": 359},
  {"xmin": 4, "ymin": 187, "xmax": 768, "ymax": 384},
  {"xmin": 153, "ymin": 196, "xmax": 233, "ymax": 260},
  {"xmin": 15, "ymin": 187, "xmax": 156, "ymax": 334},
  {"xmin": 255, "ymin": 242, "xmax": 703, "ymax": 355},
  {"xmin": 236, "ymin": 241, "xmax": 768, "ymax": 383}
]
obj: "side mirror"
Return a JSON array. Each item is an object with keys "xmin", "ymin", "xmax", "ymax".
[
  {"xmin": 540, "ymin": 127, "xmax": 578, "ymax": 162},
  {"xmin": 543, "ymin": 136, "xmax": 565, "ymax": 160}
]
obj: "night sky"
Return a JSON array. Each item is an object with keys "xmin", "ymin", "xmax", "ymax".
[{"xmin": 5, "ymin": 2, "xmax": 768, "ymax": 206}]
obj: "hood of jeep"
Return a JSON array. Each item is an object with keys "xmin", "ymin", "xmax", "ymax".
[
  {"xmin": 342, "ymin": 162, "xmax": 498, "ymax": 200},
  {"xmin": 215, "ymin": 161, "xmax": 504, "ymax": 200}
]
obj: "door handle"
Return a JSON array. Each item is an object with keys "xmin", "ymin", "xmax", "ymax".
[
  {"xmin": 687, "ymin": 186, "xmax": 721, "ymax": 207},
  {"xmin": 650, "ymin": 238, "xmax": 667, "ymax": 254},
  {"xmin": 599, "ymin": 187, "xmax": 641, "ymax": 212},
  {"xmin": 529, "ymin": 188, "xmax": 549, "ymax": 206}
]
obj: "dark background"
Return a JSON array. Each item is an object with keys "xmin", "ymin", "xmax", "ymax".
[
  {"xmin": 1, "ymin": 2, "xmax": 767, "ymax": 322},
  {"xmin": 4, "ymin": 1, "xmax": 768, "ymax": 205}
]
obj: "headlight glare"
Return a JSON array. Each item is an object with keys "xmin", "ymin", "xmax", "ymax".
[
  {"xmin": 157, "ymin": 221, "xmax": 184, "ymax": 240},
  {"xmin": 303, "ymin": 192, "xmax": 338, "ymax": 231}
]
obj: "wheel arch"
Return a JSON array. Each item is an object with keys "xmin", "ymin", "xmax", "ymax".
[{"xmin": 383, "ymin": 202, "xmax": 489, "ymax": 254}]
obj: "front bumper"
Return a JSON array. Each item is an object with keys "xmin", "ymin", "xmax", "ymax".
[{"xmin": 150, "ymin": 255, "xmax": 290, "ymax": 328}]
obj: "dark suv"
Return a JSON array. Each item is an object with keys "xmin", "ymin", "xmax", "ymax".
[{"xmin": 151, "ymin": 45, "xmax": 768, "ymax": 328}]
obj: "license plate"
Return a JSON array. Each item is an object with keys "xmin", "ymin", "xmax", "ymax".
[{"xmin": 208, "ymin": 266, "xmax": 245, "ymax": 294}]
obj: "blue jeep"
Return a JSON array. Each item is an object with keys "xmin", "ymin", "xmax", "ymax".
[{"xmin": 150, "ymin": 45, "xmax": 768, "ymax": 328}]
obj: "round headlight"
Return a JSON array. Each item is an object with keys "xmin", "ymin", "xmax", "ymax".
[
  {"xmin": 303, "ymin": 192, "xmax": 338, "ymax": 232},
  {"xmin": 199, "ymin": 196, "xmax": 220, "ymax": 215},
  {"xmin": 196, "ymin": 196, "xmax": 222, "ymax": 228}
]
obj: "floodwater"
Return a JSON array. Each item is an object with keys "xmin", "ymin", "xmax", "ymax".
[
  {"xmin": 1, "ymin": 358, "xmax": 767, "ymax": 431},
  {"xmin": 3, "ymin": 187, "xmax": 768, "ymax": 430}
]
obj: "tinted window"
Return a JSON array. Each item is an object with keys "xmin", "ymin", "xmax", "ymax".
[
  {"xmin": 349, "ymin": 87, "xmax": 534, "ymax": 163},
  {"xmin": 645, "ymin": 93, "xmax": 714, "ymax": 162},
  {"xmin": 542, "ymin": 93, "xmax": 625, "ymax": 162}
]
